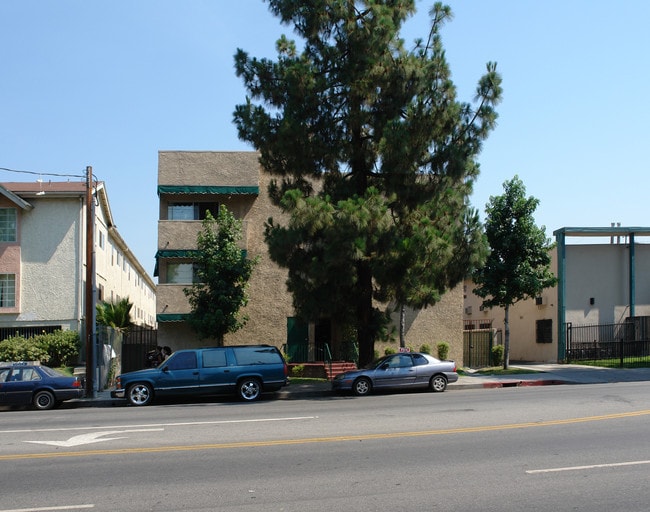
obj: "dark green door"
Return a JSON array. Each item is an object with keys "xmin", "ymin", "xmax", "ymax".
[{"xmin": 287, "ymin": 317, "xmax": 309, "ymax": 362}]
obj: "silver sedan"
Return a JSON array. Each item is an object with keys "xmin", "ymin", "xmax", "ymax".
[{"xmin": 332, "ymin": 352, "xmax": 458, "ymax": 396}]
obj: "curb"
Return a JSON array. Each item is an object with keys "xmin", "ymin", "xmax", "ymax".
[{"xmin": 479, "ymin": 379, "xmax": 569, "ymax": 389}]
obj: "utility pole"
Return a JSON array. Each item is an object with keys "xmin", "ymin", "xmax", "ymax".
[{"xmin": 85, "ymin": 166, "xmax": 95, "ymax": 397}]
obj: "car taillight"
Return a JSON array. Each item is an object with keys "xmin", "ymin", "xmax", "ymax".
[
  {"xmin": 283, "ymin": 362, "xmax": 288, "ymax": 377},
  {"xmin": 116, "ymin": 376, "xmax": 122, "ymax": 389},
  {"xmin": 72, "ymin": 379, "xmax": 82, "ymax": 389}
]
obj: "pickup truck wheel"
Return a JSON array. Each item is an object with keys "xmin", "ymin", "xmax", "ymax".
[
  {"xmin": 238, "ymin": 378, "xmax": 261, "ymax": 401},
  {"xmin": 127, "ymin": 383, "xmax": 153, "ymax": 406}
]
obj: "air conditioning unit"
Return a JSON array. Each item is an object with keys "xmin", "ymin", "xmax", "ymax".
[
  {"xmin": 535, "ymin": 296, "xmax": 547, "ymax": 306},
  {"xmin": 464, "ymin": 306, "xmax": 472, "ymax": 315}
]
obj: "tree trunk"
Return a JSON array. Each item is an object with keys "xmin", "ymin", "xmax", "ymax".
[
  {"xmin": 399, "ymin": 304, "xmax": 405, "ymax": 349},
  {"xmin": 356, "ymin": 260, "xmax": 375, "ymax": 367},
  {"xmin": 503, "ymin": 305, "xmax": 510, "ymax": 370}
]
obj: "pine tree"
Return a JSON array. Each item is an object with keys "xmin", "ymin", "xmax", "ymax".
[{"xmin": 234, "ymin": 1, "xmax": 502, "ymax": 365}]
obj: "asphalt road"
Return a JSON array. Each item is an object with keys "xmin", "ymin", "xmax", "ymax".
[{"xmin": 2, "ymin": 382, "xmax": 650, "ymax": 511}]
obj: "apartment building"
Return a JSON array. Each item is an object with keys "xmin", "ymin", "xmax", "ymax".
[
  {"xmin": 0, "ymin": 180, "xmax": 156, "ymax": 341},
  {"xmin": 463, "ymin": 226, "xmax": 650, "ymax": 363},
  {"xmin": 156, "ymin": 151, "xmax": 464, "ymax": 364}
]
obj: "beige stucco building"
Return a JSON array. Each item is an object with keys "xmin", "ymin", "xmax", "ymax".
[
  {"xmin": 0, "ymin": 180, "xmax": 156, "ymax": 340},
  {"xmin": 463, "ymin": 227, "xmax": 650, "ymax": 363},
  {"xmin": 156, "ymin": 151, "xmax": 464, "ymax": 364}
]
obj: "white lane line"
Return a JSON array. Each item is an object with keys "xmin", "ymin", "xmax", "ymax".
[
  {"xmin": 0, "ymin": 505, "xmax": 94, "ymax": 512},
  {"xmin": 0, "ymin": 416, "xmax": 318, "ymax": 434},
  {"xmin": 527, "ymin": 459, "xmax": 650, "ymax": 474}
]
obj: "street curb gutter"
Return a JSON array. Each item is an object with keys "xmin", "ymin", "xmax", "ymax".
[{"xmin": 479, "ymin": 379, "xmax": 569, "ymax": 388}]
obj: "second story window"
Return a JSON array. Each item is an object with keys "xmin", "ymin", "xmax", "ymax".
[
  {"xmin": 0, "ymin": 208, "xmax": 17, "ymax": 242},
  {"xmin": 166, "ymin": 262, "xmax": 198, "ymax": 284},
  {"xmin": 167, "ymin": 202, "xmax": 219, "ymax": 221}
]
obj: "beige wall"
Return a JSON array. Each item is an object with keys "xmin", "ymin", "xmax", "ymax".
[
  {"xmin": 157, "ymin": 151, "xmax": 465, "ymax": 363},
  {"xmin": 464, "ymin": 240, "xmax": 650, "ymax": 363}
]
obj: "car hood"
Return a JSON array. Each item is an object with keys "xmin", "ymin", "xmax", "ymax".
[
  {"xmin": 119, "ymin": 367, "xmax": 160, "ymax": 380},
  {"xmin": 335, "ymin": 369, "xmax": 367, "ymax": 379}
]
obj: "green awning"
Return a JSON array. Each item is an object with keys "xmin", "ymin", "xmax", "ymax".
[
  {"xmin": 158, "ymin": 185, "xmax": 259, "ymax": 195},
  {"xmin": 155, "ymin": 249, "xmax": 200, "ymax": 259},
  {"xmin": 157, "ymin": 313, "xmax": 189, "ymax": 323}
]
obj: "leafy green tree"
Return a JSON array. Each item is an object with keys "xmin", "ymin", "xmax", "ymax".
[
  {"xmin": 184, "ymin": 207, "xmax": 258, "ymax": 345},
  {"xmin": 234, "ymin": 1, "xmax": 501, "ymax": 365},
  {"xmin": 472, "ymin": 176, "xmax": 557, "ymax": 369},
  {"xmin": 96, "ymin": 297, "xmax": 132, "ymax": 333}
]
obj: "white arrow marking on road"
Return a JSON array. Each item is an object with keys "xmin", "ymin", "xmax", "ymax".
[{"xmin": 24, "ymin": 428, "xmax": 163, "ymax": 447}]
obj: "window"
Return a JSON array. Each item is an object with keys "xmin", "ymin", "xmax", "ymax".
[
  {"xmin": 0, "ymin": 274, "xmax": 15, "ymax": 307},
  {"xmin": 166, "ymin": 262, "xmax": 197, "ymax": 284},
  {"xmin": 536, "ymin": 319, "xmax": 553, "ymax": 343},
  {"xmin": 168, "ymin": 202, "xmax": 219, "ymax": 220},
  {"xmin": 166, "ymin": 352, "xmax": 197, "ymax": 371},
  {"xmin": 203, "ymin": 349, "xmax": 228, "ymax": 368},
  {"xmin": 0, "ymin": 208, "xmax": 17, "ymax": 242}
]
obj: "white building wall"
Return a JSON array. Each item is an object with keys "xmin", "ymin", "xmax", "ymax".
[{"xmin": 18, "ymin": 197, "xmax": 83, "ymax": 330}]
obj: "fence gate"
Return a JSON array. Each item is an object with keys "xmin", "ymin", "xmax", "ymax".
[
  {"xmin": 463, "ymin": 326, "xmax": 494, "ymax": 368},
  {"xmin": 122, "ymin": 328, "xmax": 158, "ymax": 373}
]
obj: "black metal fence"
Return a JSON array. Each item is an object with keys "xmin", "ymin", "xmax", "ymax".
[
  {"xmin": 121, "ymin": 327, "xmax": 158, "ymax": 373},
  {"xmin": 565, "ymin": 318, "xmax": 650, "ymax": 367}
]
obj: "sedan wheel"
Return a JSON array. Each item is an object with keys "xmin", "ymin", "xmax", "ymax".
[
  {"xmin": 430, "ymin": 374, "xmax": 448, "ymax": 392},
  {"xmin": 127, "ymin": 383, "xmax": 153, "ymax": 406},
  {"xmin": 33, "ymin": 390, "xmax": 56, "ymax": 410},
  {"xmin": 353, "ymin": 377, "xmax": 372, "ymax": 396},
  {"xmin": 239, "ymin": 378, "xmax": 261, "ymax": 401}
]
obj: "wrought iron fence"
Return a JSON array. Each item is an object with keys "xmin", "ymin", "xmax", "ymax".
[{"xmin": 565, "ymin": 320, "xmax": 650, "ymax": 367}]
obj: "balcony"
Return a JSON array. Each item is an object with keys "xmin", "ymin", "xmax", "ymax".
[{"xmin": 158, "ymin": 220, "xmax": 249, "ymax": 251}]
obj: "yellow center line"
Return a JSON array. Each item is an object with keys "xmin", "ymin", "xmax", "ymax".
[{"xmin": 3, "ymin": 409, "xmax": 650, "ymax": 461}]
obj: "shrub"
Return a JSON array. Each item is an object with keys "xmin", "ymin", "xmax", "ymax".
[
  {"xmin": 491, "ymin": 345, "xmax": 505, "ymax": 366},
  {"xmin": 41, "ymin": 330, "xmax": 81, "ymax": 367},
  {"xmin": 419, "ymin": 344, "xmax": 431, "ymax": 355},
  {"xmin": 0, "ymin": 335, "xmax": 49, "ymax": 362},
  {"xmin": 384, "ymin": 346, "xmax": 397, "ymax": 355},
  {"xmin": 291, "ymin": 364, "xmax": 305, "ymax": 377},
  {"xmin": 436, "ymin": 341, "xmax": 450, "ymax": 360}
]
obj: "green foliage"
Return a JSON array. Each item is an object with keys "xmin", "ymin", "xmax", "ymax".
[
  {"xmin": 0, "ymin": 334, "xmax": 49, "ymax": 362},
  {"xmin": 472, "ymin": 175, "xmax": 558, "ymax": 368},
  {"xmin": 491, "ymin": 344, "xmax": 505, "ymax": 366},
  {"xmin": 234, "ymin": 1, "xmax": 502, "ymax": 366},
  {"xmin": 291, "ymin": 364, "xmax": 305, "ymax": 377},
  {"xmin": 437, "ymin": 341, "xmax": 450, "ymax": 360},
  {"xmin": 419, "ymin": 344, "xmax": 431, "ymax": 355},
  {"xmin": 184, "ymin": 207, "xmax": 258, "ymax": 344},
  {"xmin": 472, "ymin": 176, "xmax": 557, "ymax": 309},
  {"xmin": 384, "ymin": 346, "xmax": 397, "ymax": 355},
  {"xmin": 96, "ymin": 298, "xmax": 133, "ymax": 333},
  {"xmin": 0, "ymin": 330, "xmax": 80, "ymax": 366}
]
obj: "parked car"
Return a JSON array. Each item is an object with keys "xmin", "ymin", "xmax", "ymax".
[
  {"xmin": 332, "ymin": 352, "xmax": 458, "ymax": 396},
  {"xmin": 0, "ymin": 361, "xmax": 85, "ymax": 410},
  {"xmin": 111, "ymin": 345, "xmax": 289, "ymax": 406}
]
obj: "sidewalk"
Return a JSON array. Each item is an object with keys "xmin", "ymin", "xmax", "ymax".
[{"xmin": 76, "ymin": 364, "xmax": 650, "ymax": 407}]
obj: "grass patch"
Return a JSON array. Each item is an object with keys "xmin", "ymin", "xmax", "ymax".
[
  {"xmin": 290, "ymin": 377, "xmax": 329, "ymax": 384},
  {"xmin": 571, "ymin": 359, "xmax": 650, "ymax": 369}
]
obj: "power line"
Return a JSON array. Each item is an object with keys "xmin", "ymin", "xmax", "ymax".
[{"xmin": 0, "ymin": 166, "xmax": 86, "ymax": 179}]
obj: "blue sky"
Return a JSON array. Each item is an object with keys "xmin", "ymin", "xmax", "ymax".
[{"xmin": 2, "ymin": 1, "xmax": 649, "ymax": 278}]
